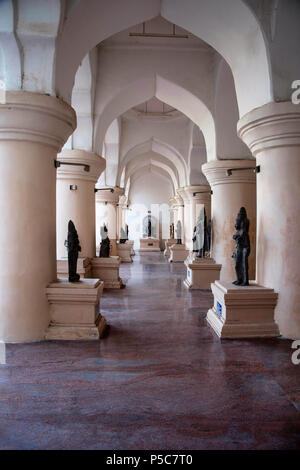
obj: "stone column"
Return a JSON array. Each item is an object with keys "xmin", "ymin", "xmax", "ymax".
[
  {"xmin": 95, "ymin": 187, "xmax": 124, "ymax": 255},
  {"xmin": 202, "ymin": 160, "xmax": 256, "ymax": 282},
  {"xmin": 56, "ymin": 149, "xmax": 105, "ymax": 262},
  {"xmin": 238, "ymin": 102, "xmax": 300, "ymax": 339},
  {"xmin": 179, "ymin": 185, "xmax": 211, "ymax": 251},
  {"xmin": 0, "ymin": 91, "xmax": 76, "ymax": 342}
]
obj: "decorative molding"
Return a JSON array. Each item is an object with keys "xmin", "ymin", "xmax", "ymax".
[
  {"xmin": 0, "ymin": 91, "xmax": 76, "ymax": 151},
  {"xmin": 57, "ymin": 149, "xmax": 105, "ymax": 183},
  {"xmin": 202, "ymin": 160, "xmax": 256, "ymax": 186},
  {"xmin": 238, "ymin": 101, "xmax": 300, "ymax": 156}
]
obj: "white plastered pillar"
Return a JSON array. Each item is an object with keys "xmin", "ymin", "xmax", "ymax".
[
  {"xmin": 202, "ymin": 160, "xmax": 256, "ymax": 282},
  {"xmin": 56, "ymin": 149, "xmax": 105, "ymax": 260},
  {"xmin": 0, "ymin": 91, "xmax": 76, "ymax": 342},
  {"xmin": 95, "ymin": 187, "xmax": 125, "ymax": 255},
  {"xmin": 238, "ymin": 102, "xmax": 300, "ymax": 339}
]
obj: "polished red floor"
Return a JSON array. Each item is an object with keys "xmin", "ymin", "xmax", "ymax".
[{"xmin": 0, "ymin": 252, "xmax": 299, "ymax": 449}]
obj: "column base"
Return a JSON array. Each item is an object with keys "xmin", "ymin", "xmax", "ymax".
[
  {"xmin": 57, "ymin": 258, "xmax": 92, "ymax": 279},
  {"xmin": 184, "ymin": 255, "xmax": 222, "ymax": 289},
  {"xmin": 117, "ymin": 242, "xmax": 133, "ymax": 262},
  {"xmin": 91, "ymin": 256, "xmax": 124, "ymax": 289},
  {"xmin": 45, "ymin": 278, "xmax": 106, "ymax": 340},
  {"xmin": 139, "ymin": 238, "xmax": 160, "ymax": 252},
  {"xmin": 169, "ymin": 244, "xmax": 189, "ymax": 263},
  {"xmin": 206, "ymin": 280, "xmax": 280, "ymax": 339},
  {"xmin": 164, "ymin": 239, "xmax": 177, "ymax": 258}
]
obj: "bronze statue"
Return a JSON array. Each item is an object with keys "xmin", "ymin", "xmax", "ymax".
[
  {"xmin": 176, "ymin": 220, "xmax": 182, "ymax": 244},
  {"xmin": 147, "ymin": 212, "xmax": 152, "ymax": 237},
  {"xmin": 232, "ymin": 207, "xmax": 250, "ymax": 286},
  {"xmin": 99, "ymin": 224, "xmax": 110, "ymax": 258},
  {"xmin": 64, "ymin": 220, "xmax": 81, "ymax": 282}
]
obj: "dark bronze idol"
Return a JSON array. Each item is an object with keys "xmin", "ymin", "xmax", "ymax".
[
  {"xmin": 99, "ymin": 224, "xmax": 110, "ymax": 258},
  {"xmin": 64, "ymin": 220, "xmax": 81, "ymax": 282},
  {"xmin": 232, "ymin": 207, "xmax": 250, "ymax": 286}
]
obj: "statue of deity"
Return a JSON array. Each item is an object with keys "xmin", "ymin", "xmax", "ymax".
[
  {"xmin": 147, "ymin": 213, "xmax": 152, "ymax": 238},
  {"xmin": 176, "ymin": 220, "xmax": 182, "ymax": 244},
  {"xmin": 99, "ymin": 224, "xmax": 110, "ymax": 257},
  {"xmin": 232, "ymin": 207, "xmax": 250, "ymax": 286},
  {"xmin": 170, "ymin": 223, "xmax": 174, "ymax": 239},
  {"xmin": 120, "ymin": 226, "xmax": 127, "ymax": 244},
  {"xmin": 64, "ymin": 220, "xmax": 81, "ymax": 282},
  {"xmin": 192, "ymin": 226, "xmax": 198, "ymax": 252}
]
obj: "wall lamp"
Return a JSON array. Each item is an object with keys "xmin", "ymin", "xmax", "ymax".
[
  {"xmin": 94, "ymin": 188, "xmax": 115, "ymax": 193},
  {"xmin": 54, "ymin": 160, "xmax": 90, "ymax": 172},
  {"xmin": 192, "ymin": 190, "xmax": 213, "ymax": 196},
  {"xmin": 226, "ymin": 165, "xmax": 260, "ymax": 177}
]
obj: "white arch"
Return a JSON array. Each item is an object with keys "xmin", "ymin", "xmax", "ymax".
[
  {"xmin": 117, "ymin": 138, "xmax": 187, "ymax": 187},
  {"xmin": 128, "ymin": 164, "xmax": 175, "ymax": 202},
  {"xmin": 94, "ymin": 75, "xmax": 216, "ymax": 161},
  {"xmin": 124, "ymin": 156, "xmax": 178, "ymax": 193},
  {"xmin": 55, "ymin": 0, "xmax": 271, "ymax": 117}
]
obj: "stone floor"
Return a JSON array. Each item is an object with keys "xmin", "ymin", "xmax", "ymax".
[{"xmin": 0, "ymin": 252, "xmax": 299, "ymax": 450}]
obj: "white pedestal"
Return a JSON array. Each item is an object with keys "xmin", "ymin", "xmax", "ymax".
[
  {"xmin": 139, "ymin": 238, "xmax": 160, "ymax": 252},
  {"xmin": 206, "ymin": 280, "xmax": 280, "ymax": 339},
  {"xmin": 126, "ymin": 240, "xmax": 135, "ymax": 256},
  {"xmin": 184, "ymin": 255, "xmax": 222, "ymax": 289},
  {"xmin": 45, "ymin": 278, "xmax": 106, "ymax": 340},
  {"xmin": 57, "ymin": 257, "xmax": 92, "ymax": 279},
  {"xmin": 169, "ymin": 244, "xmax": 189, "ymax": 263},
  {"xmin": 117, "ymin": 242, "xmax": 133, "ymax": 262},
  {"xmin": 91, "ymin": 256, "xmax": 124, "ymax": 288},
  {"xmin": 164, "ymin": 239, "xmax": 177, "ymax": 258}
]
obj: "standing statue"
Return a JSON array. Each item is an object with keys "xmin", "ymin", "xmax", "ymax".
[
  {"xmin": 192, "ymin": 226, "xmax": 198, "ymax": 252},
  {"xmin": 120, "ymin": 226, "xmax": 127, "ymax": 244},
  {"xmin": 147, "ymin": 212, "xmax": 152, "ymax": 238},
  {"xmin": 195, "ymin": 207, "xmax": 205, "ymax": 257},
  {"xmin": 232, "ymin": 207, "xmax": 250, "ymax": 286},
  {"xmin": 170, "ymin": 223, "xmax": 174, "ymax": 239},
  {"xmin": 99, "ymin": 224, "xmax": 110, "ymax": 258},
  {"xmin": 64, "ymin": 220, "xmax": 81, "ymax": 282},
  {"xmin": 206, "ymin": 219, "xmax": 212, "ymax": 255},
  {"xmin": 176, "ymin": 220, "xmax": 182, "ymax": 244}
]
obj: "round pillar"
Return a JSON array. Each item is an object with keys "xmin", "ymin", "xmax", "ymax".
[
  {"xmin": 238, "ymin": 102, "xmax": 300, "ymax": 338},
  {"xmin": 95, "ymin": 187, "xmax": 124, "ymax": 255},
  {"xmin": 202, "ymin": 160, "xmax": 256, "ymax": 282},
  {"xmin": 0, "ymin": 91, "xmax": 76, "ymax": 342},
  {"xmin": 56, "ymin": 149, "xmax": 105, "ymax": 259}
]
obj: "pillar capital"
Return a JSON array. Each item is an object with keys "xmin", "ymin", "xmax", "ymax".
[
  {"xmin": 174, "ymin": 190, "xmax": 184, "ymax": 206},
  {"xmin": 202, "ymin": 159, "xmax": 256, "ymax": 187},
  {"xmin": 237, "ymin": 101, "xmax": 300, "ymax": 156},
  {"xmin": 0, "ymin": 91, "xmax": 76, "ymax": 151},
  {"xmin": 96, "ymin": 186, "xmax": 125, "ymax": 205},
  {"xmin": 57, "ymin": 149, "xmax": 105, "ymax": 183},
  {"xmin": 181, "ymin": 185, "xmax": 211, "ymax": 202}
]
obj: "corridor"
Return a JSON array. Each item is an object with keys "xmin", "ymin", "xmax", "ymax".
[{"xmin": 0, "ymin": 253, "xmax": 299, "ymax": 450}]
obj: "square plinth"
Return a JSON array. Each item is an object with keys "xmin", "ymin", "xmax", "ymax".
[
  {"xmin": 126, "ymin": 240, "xmax": 135, "ymax": 256},
  {"xmin": 57, "ymin": 257, "xmax": 92, "ymax": 279},
  {"xmin": 164, "ymin": 239, "xmax": 177, "ymax": 258},
  {"xmin": 184, "ymin": 256, "xmax": 222, "ymax": 290},
  {"xmin": 117, "ymin": 243, "xmax": 133, "ymax": 262},
  {"xmin": 139, "ymin": 238, "xmax": 160, "ymax": 252},
  {"xmin": 169, "ymin": 244, "xmax": 189, "ymax": 263},
  {"xmin": 45, "ymin": 278, "xmax": 106, "ymax": 340},
  {"xmin": 91, "ymin": 256, "xmax": 124, "ymax": 289},
  {"xmin": 206, "ymin": 280, "xmax": 280, "ymax": 339}
]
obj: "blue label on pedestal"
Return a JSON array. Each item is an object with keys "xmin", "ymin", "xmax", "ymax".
[{"xmin": 216, "ymin": 301, "xmax": 222, "ymax": 316}]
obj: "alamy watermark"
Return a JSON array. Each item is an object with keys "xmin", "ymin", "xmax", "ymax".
[
  {"xmin": 291, "ymin": 340, "xmax": 300, "ymax": 365},
  {"xmin": 0, "ymin": 341, "xmax": 6, "ymax": 365},
  {"xmin": 291, "ymin": 80, "xmax": 300, "ymax": 104}
]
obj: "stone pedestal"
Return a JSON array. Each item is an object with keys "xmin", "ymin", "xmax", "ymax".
[
  {"xmin": 206, "ymin": 280, "xmax": 279, "ymax": 339},
  {"xmin": 91, "ymin": 256, "xmax": 123, "ymax": 289},
  {"xmin": 169, "ymin": 244, "xmax": 189, "ymax": 263},
  {"xmin": 126, "ymin": 240, "xmax": 135, "ymax": 256},
  {"xmin": 139, "ymin": 238, "xmax": 160, "ymax": 252},
  {"xmin": 57, "ymin": 257, "xmax": 92, "ymax": 279},
  {"xmin": 184, "ymin": 255, "xmax": 222, "ymax": 289},
  {"xmin": 117, "ymin": 242, "xmax": 133, "ymax": 262},
  {"xmin": 45, "ymin": 279, "xmax": 106, "ymax": 340},
  {"xmin": 164, "ymin": 239, "xmax": 177, "ymax": 258}
]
